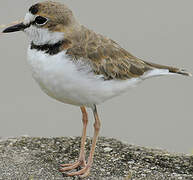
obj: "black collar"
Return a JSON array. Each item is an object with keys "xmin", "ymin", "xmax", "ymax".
[{"xmin": 30, "ymin": 41, "xmax": 65, "ymax": 55}]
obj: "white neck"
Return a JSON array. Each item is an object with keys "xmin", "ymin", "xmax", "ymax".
[{"xmin": 24, "ymin": 25, "xmax": 64, "ymax": 45}]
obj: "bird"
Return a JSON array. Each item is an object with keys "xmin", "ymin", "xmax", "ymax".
[{"xmin": 2, "ymin": 1, "xmax": 191, "ymax": 178}]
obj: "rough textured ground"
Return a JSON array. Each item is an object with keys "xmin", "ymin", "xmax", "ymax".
[{"xmin": 0, "ymin": 136, "xmax": 192, "ymax": 180}]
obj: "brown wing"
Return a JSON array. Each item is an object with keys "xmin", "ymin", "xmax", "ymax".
[
  {"xmin": 65, "ymin": 26, "xmax": 152, "ymax": 80},
  {"xmin": 87, "ymin": 44, "xmax": 152, "ymax": 80}
]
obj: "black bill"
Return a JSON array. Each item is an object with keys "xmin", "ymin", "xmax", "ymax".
[{"xmin": 2, "ymin": 23, "xmax": 29, "ymax": 33}]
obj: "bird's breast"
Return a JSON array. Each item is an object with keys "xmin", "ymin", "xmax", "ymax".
[{"xmin": 27, "ymin": 47, "xmax": 141, "ymax": 106}]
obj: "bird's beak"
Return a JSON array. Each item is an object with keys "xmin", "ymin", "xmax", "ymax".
[{"xmin": 2, "ymin": 23, "xmax": 29, "ymax": 33}]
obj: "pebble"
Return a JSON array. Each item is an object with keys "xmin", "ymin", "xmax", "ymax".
[{"xmin": 104, "ymin": 147, "xmax": 113, "ymax": 152}]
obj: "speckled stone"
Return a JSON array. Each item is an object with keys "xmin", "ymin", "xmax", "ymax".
[{"xmin": 0, "ymin": 136, "xmax": 192, "ymax": 180}]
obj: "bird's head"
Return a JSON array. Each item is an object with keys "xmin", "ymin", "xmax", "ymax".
[{"xmin": 2, "ymin": 1, "xmax": 79, "ymax": 45}]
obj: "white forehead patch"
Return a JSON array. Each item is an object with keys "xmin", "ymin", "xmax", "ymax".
[{"xmin": 24, "ymin": 12, "xmax": 35, "ymax": 25}]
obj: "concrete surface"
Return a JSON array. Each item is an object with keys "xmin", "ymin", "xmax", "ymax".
[{"xmin": 0, "ymin": 136, "xmax": 192, "ymax": 180}]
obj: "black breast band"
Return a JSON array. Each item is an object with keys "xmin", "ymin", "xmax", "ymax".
[{"xmin": 30, "ymin": 41, "xmax": 65, "ymax": 55}]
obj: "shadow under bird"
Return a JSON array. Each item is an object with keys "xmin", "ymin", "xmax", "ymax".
[{"xmin": 2, "ymin": 1, "xmax": 191, "ymax": 178}]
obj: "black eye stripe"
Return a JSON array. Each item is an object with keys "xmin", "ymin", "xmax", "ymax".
[{"xmin": 35, "ymin": 16, "xmax": 48, "ymax": 25}]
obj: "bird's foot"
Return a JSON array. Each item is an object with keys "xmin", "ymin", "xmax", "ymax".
[
  {"xmin": 59, "ymin": 159, "xmax": 86, "ymax": 172},
  {"xmin": 66, "ymin": 164, "xmax": 91, "ymax": 178},
  {"xmin": 59, "ymin": 160, "xmax": 91, "ymax": 178}
]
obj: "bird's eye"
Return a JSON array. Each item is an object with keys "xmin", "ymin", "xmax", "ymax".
[{"xmin": 35, "ymin": 16, "xmax": 48, "ymax": 26}]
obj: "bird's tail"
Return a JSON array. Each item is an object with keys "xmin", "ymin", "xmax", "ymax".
[{"xmin": 144, "ymin": 61, "xmax": 192, "ymax": 77}]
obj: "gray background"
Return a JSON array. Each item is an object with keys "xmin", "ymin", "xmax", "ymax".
[{"xmin": 0, "ymin": 0, "xmax": 192, "ymax": 154}]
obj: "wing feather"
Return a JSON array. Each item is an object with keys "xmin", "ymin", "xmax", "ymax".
[{"xmin": 66, "ymin": 26, "xmax": 152, "ymax": 80}]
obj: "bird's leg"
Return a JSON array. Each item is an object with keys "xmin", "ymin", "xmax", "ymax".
[
  {"xmin": 66, "ymin": 105, "xmax": 101, "ymax": 178},
  {"xmin": 59, "ymin": 106, "xmax": 88, "ymax": 171}
]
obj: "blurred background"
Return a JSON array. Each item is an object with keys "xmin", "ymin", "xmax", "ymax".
[{"xmin": 0, "ymin": 0, "xmax": 192, "ymax": 154}]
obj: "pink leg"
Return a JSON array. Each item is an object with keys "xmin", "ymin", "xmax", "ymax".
[
  {"xmin": 59, "ymin": 106, "xmax": 88, "ymax": 171},
  {"xmin": 66, "ymin": 105, "xmax": 101, "ymax": 178}
]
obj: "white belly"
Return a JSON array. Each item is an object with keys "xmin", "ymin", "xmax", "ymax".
[{"xmin": 27, "ymin": 48, "xmax": 168, "ymax": 107}]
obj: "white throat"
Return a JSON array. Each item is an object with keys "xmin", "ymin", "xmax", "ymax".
[{"xmin": 24, "ymin": 26, "xmax": 64, "ymax": 45}]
